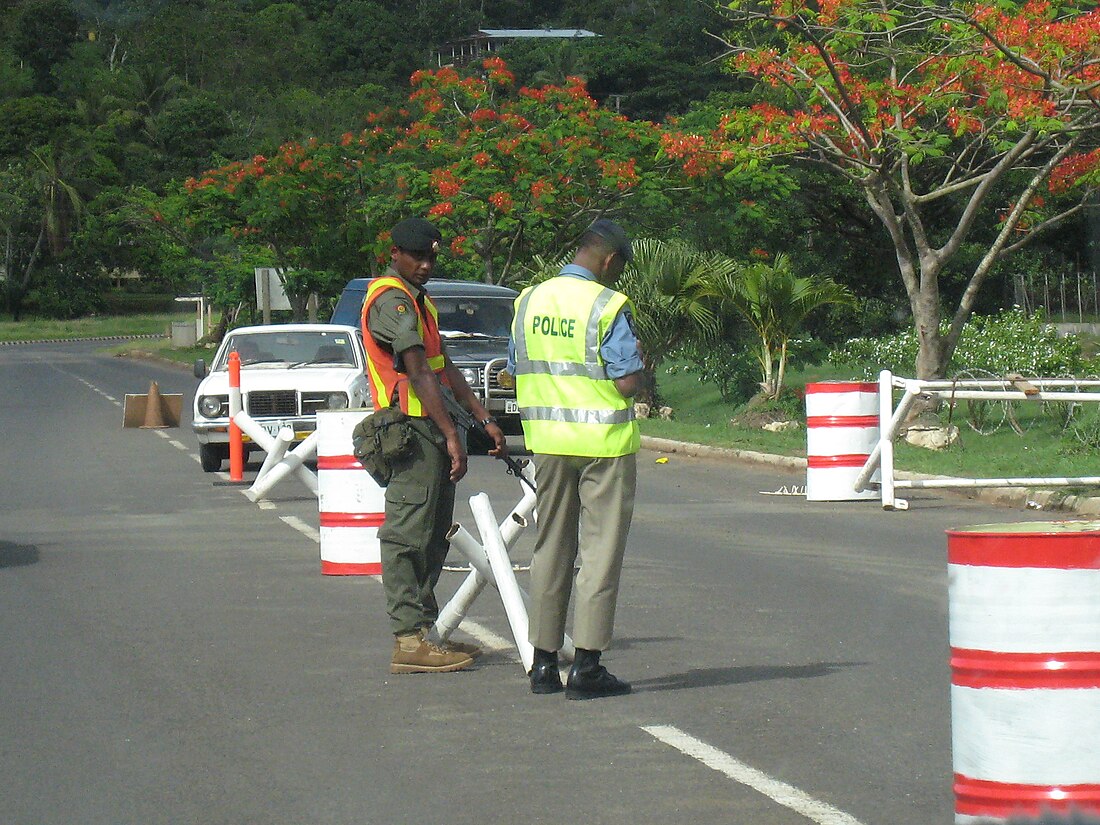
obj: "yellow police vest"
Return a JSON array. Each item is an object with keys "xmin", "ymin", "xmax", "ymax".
[{"xmin": 511, "ymin": 276, "xmax": 640, "ymax": 457}]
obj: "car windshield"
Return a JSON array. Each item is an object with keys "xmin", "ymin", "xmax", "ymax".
[
  {"xmin": 434, "ymin": 297, "xmax": 514, "ymax": 338},
  {"xmin": 216, "ymin": 330, "xmax": 357, "ymax": 370}
]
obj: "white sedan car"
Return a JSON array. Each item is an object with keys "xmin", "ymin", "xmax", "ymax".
[{"xmin": 192, "ymin": 324, "xmax": 371, "ymax": 472}]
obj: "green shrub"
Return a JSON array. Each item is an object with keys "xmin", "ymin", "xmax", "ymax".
[
  {"xmin": 25, "ymin": 267, "xmax": 105, "ymax": 319},
  {"xmin": 101, "ymin": 292, "xmax": 183, "ymax": 314},
  {"xmin": 830, "ymin": 308, "xmax": 1084, "ymax": 377},
  {"xmin": 676, "ymin": 338, "xmax": 761, "ymax": 404}
]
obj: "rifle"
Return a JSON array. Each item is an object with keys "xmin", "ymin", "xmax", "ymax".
[{"xmin": 441, "ymin": 389, "xmax": 536, "ymax": 494}]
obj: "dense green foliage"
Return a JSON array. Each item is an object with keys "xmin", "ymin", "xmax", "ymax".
[
  {"xmin": 0, "ymin": 0, "xmax": 1094, "ymax": 402},
  {"xmin": 831, "ymin": 309, "xmax": 1087, "ymax": 378}
]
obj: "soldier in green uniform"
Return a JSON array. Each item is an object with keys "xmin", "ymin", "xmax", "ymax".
[{"xmin": 361, "ymin": 217, "xmax": 508, "ymax": 674}]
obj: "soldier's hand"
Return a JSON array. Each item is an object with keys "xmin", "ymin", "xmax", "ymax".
[
  {"xmin": 486, "ymin": 421, "xmax": 508, "ymax": 460},
  {"xmin": 446, "ymin": 433, "xmax": 468, "ymax": 482}
]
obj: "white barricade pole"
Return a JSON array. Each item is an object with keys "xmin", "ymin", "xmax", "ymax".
[
  {"xmin": 230, "ymin": 409, "xmax": 319, "ymax": 498},
  {"xmin": 471, "ymin": 492, "xmax": 534, "ymax": 672},
  {"xmin": 243, "ymin": 429, "xmax": 319, "ymax": 501},
  {"xmin": 316, "ymin": 410, "xmax": 383, "ymax": 576},
  {"xmin": 254, "ymin": 425, "xmax": 293, "ymax": 483},
  {"xmin": 879, "ymin": 370, "xmax": 897, "ymax": 509},
  {"xmin": 947, "ymin": 521, "xmax": 1100, "ymax": 823},
  {"xmin": 433, "ymin": 572, "xmax": 485, "ymax": 642}
]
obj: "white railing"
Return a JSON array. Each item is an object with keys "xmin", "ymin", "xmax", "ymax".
[{"xmin": 855, "ymin": 370, "xmax": 1100, "ymax": 510}]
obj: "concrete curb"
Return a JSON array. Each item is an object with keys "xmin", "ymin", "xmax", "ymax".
[
  {"xmin": 0, "ymin": 334, "xmax": 164, "ymax": 346},
  {"xmin": 641, "ymin": 435, "xmax": 1100, "ymax": 516}
]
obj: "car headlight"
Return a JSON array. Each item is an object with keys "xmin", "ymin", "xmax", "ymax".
[
  {"xmin": 199, "ymin": 395, "xmax": 227, "ymax": 418},
  {"xmin": 326, "ymin": 393, "xmax": 349, "ymax": 409},
  {"xmin": 459, "ymin": 367, "xmax": 480, "ymax": 386}
]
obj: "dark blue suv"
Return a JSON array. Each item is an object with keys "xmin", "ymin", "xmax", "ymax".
[{"xmin": 331, "ymin": 278, "xmax": 522, "ymax": 439}]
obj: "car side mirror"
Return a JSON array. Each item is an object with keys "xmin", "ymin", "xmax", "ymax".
[{"xmin": 193, "ymin": 359, "xmax": 208, "ymax": 379}]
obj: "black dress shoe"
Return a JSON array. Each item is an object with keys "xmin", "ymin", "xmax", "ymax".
[
  {"xmin": 529, "ymin": 648, "xmax": 563, "ymax": 694},
  {"xmin": 529, "ymin": 661, "xmax": 564, "ymax": 694},
  {"xmin": 565, "ymin": 664, "xmax": 631, "ymax": 700}
]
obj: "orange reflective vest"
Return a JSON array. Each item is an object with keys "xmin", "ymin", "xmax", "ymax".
[{"xmin": 360, "ymin": 275, "xmax": 449, "ymax": 416}]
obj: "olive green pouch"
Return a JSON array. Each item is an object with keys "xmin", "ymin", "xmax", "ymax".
[{"xmin": 351, "ymin": 406, "xmax": 415, "ymax": 487}]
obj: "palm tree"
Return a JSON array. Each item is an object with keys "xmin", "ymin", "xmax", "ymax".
[
  {"xmin": 531, "ymin": 41, "xmax": 592, "ymax": 87},
  {"xmin": 31, "ymin": 144, "xmax": 84, "ymax": 257},
  {"xmin": 718, "ymin": 252, "xmax": 853, "ymax": 399},
  {"xmin": 521, "ymin": 238, "xmax": 740, "ymax": 405}
]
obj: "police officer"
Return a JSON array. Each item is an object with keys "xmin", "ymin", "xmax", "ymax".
[
  {"xmin": 508, "ymin": 219, "xmax": 646, "ymax": 699},
  {"xmin": 362, "ymin": 217, "xmax": 508, "ymax": 674}
]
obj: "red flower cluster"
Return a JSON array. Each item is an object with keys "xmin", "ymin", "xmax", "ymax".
[
  {"xmin": 596, "ymin": 158, "xmax": 639, "ymax": 191},
  {"xmin": 660, "ymin": 133, "xmax": 707, "ymax": 159},
  {"xmin": 428, "ymin": 202, "xmax": 454, "ymax": 217},
  {"xmin": 473, "ymin": 152, "xmax": 492, "ymax": 167},
  {"xmin": 430, "ymin": 168, "xmax": 462, "ymax": 198},
  {"xmin": 470, "ymin": 108, "xmax": 498, "ymax": 126},
  {"xmin": 488, "ymin": 191, "xmax": 513, "ymax": 213},
  {"xmin": 1049, "ymin": 149, "xmax": 1100, "ymax": 194},
  {"xmin": 530, "ymin": 179, "xmax": 554, "ymax": 200}
]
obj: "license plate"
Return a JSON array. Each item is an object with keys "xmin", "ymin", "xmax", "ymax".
[
  {"xmin": 505, "ymin": 400, "xmax": 519, "ymax": 414},
  {"xmin": 261, "ymin": 421, "xmax": 287, "ymax": 438}
]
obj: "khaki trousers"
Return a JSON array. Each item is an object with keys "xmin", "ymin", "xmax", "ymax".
[{"xmin": 528, "ymin": 452, "xmax": 637, "ymax": 652}]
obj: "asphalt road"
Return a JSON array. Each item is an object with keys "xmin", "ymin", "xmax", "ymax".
[{"xmin": 0, "ymin": 339, "xmax": 1062, "ymax": 825}]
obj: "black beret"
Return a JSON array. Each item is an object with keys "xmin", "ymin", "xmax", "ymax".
[
  {"xmin": 391, "ymin": 217, "xmax": 442, "ymax": 253},
  {"xmin": 587, "ymin": 218, "xmax": 633, "ymax": 262}
]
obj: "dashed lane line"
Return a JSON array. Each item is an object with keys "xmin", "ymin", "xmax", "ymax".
[
  {"xmin": 640, "ymin": 725, "xmax": 866, "ymax": 825},
  {"xmin": 278, "ymin": 515, "xmax": 321, "ymax": 543}
]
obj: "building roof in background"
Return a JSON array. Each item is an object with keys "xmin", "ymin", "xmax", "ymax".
[{"xmin": 456, "ymin": 28, "xmax": 599, "ymax": 41}]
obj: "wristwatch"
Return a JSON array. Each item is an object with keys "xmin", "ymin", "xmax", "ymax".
[{"xmin": 479, "ymin": 416, "xmax": 498, "ymax": 427}]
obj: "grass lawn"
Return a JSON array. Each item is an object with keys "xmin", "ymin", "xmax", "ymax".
[
  {"xmin": 643, "ymin": 358, "xmax": 1100, "ymax": 485},
  {"xmin": 0, "ymin": 312, "xmax": 195, "ymax": 342}
]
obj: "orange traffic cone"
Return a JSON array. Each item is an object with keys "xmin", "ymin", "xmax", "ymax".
[{"xmin": 140, "ymin": 380, "xmax": 168, "ymax": 428}]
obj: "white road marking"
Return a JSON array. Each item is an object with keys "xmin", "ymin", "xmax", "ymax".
[
  {"xmin": 278, "ymin": 515, "xmax": 320, "ymax": 542},
  {"xmin": 639, "ymin": 725, "xmax": 866, "ymax": 825},
  {"xmin": 457, "ymin": 619, "xmax": 514, "ymax": 653},
  {"xmin": 256, "ymin": 500, "xmax": 277, "ymax": 510},
  {"xmin": 167, "ymin": 440, "xmax": 188, "ymax": 451}
]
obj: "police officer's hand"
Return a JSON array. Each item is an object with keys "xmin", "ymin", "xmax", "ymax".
[
  {"xmin": 485, "ymin": 421, "xmax": 508, "ymax": 460},
  {"xmin": 446, "ymin": 433, "xmax": 468, "ymax": 482}
]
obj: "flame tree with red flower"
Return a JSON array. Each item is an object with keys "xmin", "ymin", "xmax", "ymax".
[
  {"xmin": 716, "ymin": 0, "xmax": 1099, "ymax": 379},
  {"xmin": 167, "ymin": 56, "xmax": 783, "ymax": 311}
]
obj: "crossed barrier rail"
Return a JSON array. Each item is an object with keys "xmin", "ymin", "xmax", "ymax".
[{"xmin": 854, "ymin": 369, "xmax": 1100, "ymax": 510}]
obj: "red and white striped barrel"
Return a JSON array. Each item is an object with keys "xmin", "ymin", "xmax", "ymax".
[
  {"xmin": 805, "ymin": 381, "xmax": 879, "ymax": 501},
  {"xmin": 317, "ymin": 410, "xmax": 383, "ymax": 576},
  {"xmin": 947, "ymin": 521, "xmax": 1100, "ymax": 823}
]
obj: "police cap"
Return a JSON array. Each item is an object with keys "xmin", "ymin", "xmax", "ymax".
[
  {"xmin": 586, "ymin": 218, "xmax": 633, "ymax": 262},
  {"xmin": 391, "ymin": 217, "xmax": 442, "ymax": 254}
]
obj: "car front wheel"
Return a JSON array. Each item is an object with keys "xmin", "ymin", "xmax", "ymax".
[{"xmin": 199, "ymin": 442, "xmax": 227, "ymax": 473}]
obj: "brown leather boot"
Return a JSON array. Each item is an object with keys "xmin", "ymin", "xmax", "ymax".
[
  {"xmin": 390, "ymin": 630, "xmax": 474, "ymax": 674},
  {"xmin": 422, "ymin": 625, "xmax": 483, "ymax": 659}
]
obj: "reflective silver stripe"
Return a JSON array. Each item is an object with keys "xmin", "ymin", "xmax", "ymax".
[
  {"xmin": 519, "ymin": 405, "xmax": 635, "ymax": 425},
  {"xmin": 512, "ymin": 288, "xmax": 538, "ymax": 361},
  {"xmin": 586, "ymin": 288, "xmax": 617, "ymax": 363},
  {"xmin": 513, "ymin": 359, "xmax": 608, "ymax": 380},
  {"xmin": 514, "ymin": 281, "xmax": 617, "ymax": 375}
]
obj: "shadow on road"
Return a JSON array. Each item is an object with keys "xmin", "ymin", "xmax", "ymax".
[
  {"xmin": 0, "ymin": 541, "xmax": 40, "ymax": 568},
  {"xmin": 632, "ymin": 660, "xmax": 866, "ymax": 693}
]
